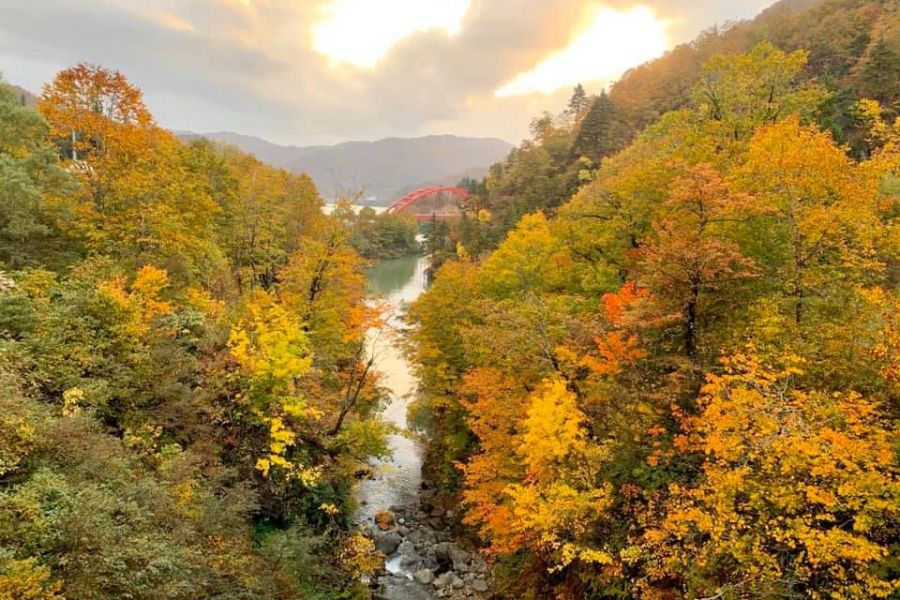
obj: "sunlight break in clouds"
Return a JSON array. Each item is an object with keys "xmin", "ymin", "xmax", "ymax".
[
  {"xmin": 312, "ymin": 0, "xmax": 471, "ymax": 69},
  {"xmin": 495, "ymin": 5, "xmax": 669, "ymax": 97}
]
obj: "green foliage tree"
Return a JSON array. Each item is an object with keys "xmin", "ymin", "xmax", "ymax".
[
  {"xmin": 347, "ymin": 207, "xmax": 419, "ymax": 259},
  {"xmin": 571, "ymin": 92, "xmax": 623, "ymax": 163},
  {"xmin": 0, "ymin": 81, "xmax": 74, "ymax": 269}
]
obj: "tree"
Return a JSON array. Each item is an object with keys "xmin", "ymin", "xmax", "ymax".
[
  {"xmin": 567, "ymin": 84, "xmax": 590, "ymax": 122},
  {"xmin": 644, "ymin": 348, "xmax": 898, "ymax": 599},
  {"xmin": 477, "ymin": 212, "xmax": 572, "ymax": 296},
  {"xmin": 408, "ymin": 40, "xmax": 899, "ymax": 600},
  {"xmin": 0, "ymin": 63, "xmax": 388, "ymax": 600},
  {"xmin": 635, "ymin": 164, "xmax": 756, "ymax": 358},
  {"xmin": 39, "ymin": 64, "xmax": 219, "ymax": 277},
  {"xmin": 571, "ymin": 92, "xmax": 621, "ymax": 162},
  {"xmin": 0, "ymin": 551, "xmax": 63, "ymax": 600},
  {"xmin": 693, "ymin": 42, "xmax": 828, "ymax": 144},
  {"xmin": 736, "ymin": 116, "xmax": 882, "ymax": 325},
  {"xmin": 858, "ymin": 37, "xmax": 900, "ymax": 108},
  {"xmin": 0, "ymin": 80, "xmax": 73, "ymax": 269}
]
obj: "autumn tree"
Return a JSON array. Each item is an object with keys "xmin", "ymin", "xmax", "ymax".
[
  {"xmin": 736, "ymin": 116, "xmax": 883, "ymax": 325},
  {"xmin": 635, "ymin": 164, "xmax": 756, "ymax": 358},
  {"xmin": 644, "ymin": 349, "xmax": 898, "ymax": 599},
  {"xmin": 408, "ymin": 39, "xmax": 900, "ymax": 600},
  {"xmin": 39, "ymin": 64, "xmax": 219, "ymax": 277},
  {"xmin": 0, "ymin": 63, "xmax": 386, "ymax": 599}
]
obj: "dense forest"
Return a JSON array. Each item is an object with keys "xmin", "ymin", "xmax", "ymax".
[
  {"xmin": 0, "ymin": 0, "xmax": 898, "ymax": 598},
  {"xmin": 0, "ymin": 65, "xmax": 390, "ymax": 598},
  {"xmin": 408, "ymin": 0, "xmax": 899, "ymax": 598},
  {"xmin": 344, "ymin": 206, "xmax": 420, "ymax": 260}
]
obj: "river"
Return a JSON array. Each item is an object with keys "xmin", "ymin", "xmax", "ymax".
[
  {"xmin": 355, "ymin": 254, "xmax": 427, "ymax": 528},
  {"xmin": 355, "ymin": 255, "xmax": 491, "ymax": 599}
]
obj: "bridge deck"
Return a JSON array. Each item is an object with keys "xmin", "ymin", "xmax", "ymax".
[{"xmin": 385, "ymin": 186, "xmax": 470, "ymax": 218}]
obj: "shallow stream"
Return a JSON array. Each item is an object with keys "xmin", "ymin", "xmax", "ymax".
[{"xmin": 354, "ymin": 255, "xmax": 427, "ymax": 536}]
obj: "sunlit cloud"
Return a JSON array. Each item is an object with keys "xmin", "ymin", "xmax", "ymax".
[
  {"xmin": 152, "ymin": 11, "xmax": 195, "ymax": 32},
  {"xmin": 312, "ymin": 0, "xmax": 470, "ymax": 69},
  {"xmin": 1, "ymin": 0, "xmax": 773, "ymax": 144},
  {"xmin": 495, "ymin": 4, "xmax": 669, "ymax": 97}
]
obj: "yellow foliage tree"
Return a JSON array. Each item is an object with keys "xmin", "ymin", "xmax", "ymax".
[
  {"xmin": 39, "ymin": 63, "xmax": 219, "ymax": 276},
  {"xmin": 98, "ymin": 265, "xmax": 173, "ymax": 338},
  {"xmin": 644, "ymin": 348, "xmax": 899, "ymax": 599},
  {"xmin": 0, "ymin": 554, "xmax": 63, "ymax": 600},
  {"xmin": 228, "ymin": 290, "xmax": 319, "ymax": 483}
]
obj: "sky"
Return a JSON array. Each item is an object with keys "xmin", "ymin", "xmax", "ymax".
[{"xmin": 0, "ymin": 1, "xmax": 774, "ymax": 146}]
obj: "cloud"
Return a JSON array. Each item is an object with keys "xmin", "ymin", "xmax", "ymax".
[
  {"xmin": 312, "ymin": 0, "xmax": 471, "ymax": 68},
  {"xmin": 495, "ymin": 5, "xmax": 670, "ymax": 97},
  {"xmin": 0, "ymin": 1, "xmax": 771, "ymax": 145}
]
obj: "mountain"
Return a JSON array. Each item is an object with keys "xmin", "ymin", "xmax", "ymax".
[
  {"xmin": 179, "ymin": 132, "xmax": 513, "ymax": 204},
  {"xmin": 7, "ymin": 84, "xmax": 38, "ymax": 107},
  {"xmin": 607, "ymin": 0, "xmax": 899, "ymax": 148}
]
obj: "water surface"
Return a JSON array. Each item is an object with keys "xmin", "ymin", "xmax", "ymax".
[{"xmin": 355, "ymin": 255, "xmax": 427, "ymax": 527}]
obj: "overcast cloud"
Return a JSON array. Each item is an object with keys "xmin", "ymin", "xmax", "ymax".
[{"xmin": 0, "ymin": 1, "xmax": 773, "ymax": 145}]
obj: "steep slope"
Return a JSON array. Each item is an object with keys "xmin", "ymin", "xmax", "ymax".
[
  {"xmin": 447, "ymin": 0, "xmax": 898, "ymax": 260},
  {"xmin": 608, "ymin": 0, "xmax": 899, "ymax": 146}
]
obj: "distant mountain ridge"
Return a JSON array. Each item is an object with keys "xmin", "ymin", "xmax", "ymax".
[
  {"xmin": 8, "ymin": 84, "xmax": 38, "ymax": 107},
  {"xmin": 178, "ymin": 131, "xmax": 513, "ymax": 204}
]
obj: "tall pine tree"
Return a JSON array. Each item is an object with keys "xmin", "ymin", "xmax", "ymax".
[{"xmin": 572, "ymin": 91, "xmax": 619, "ymax": 162}]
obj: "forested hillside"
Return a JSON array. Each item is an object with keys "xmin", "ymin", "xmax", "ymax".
[
  {"xmin": 0, "ymin": 65, "xmax": 388, "ymax": 599},
  {"xmin": 407, "ymin": 4, "xmax": 899, "ymax": 598},
  {"xmin": 608, "ymin": 0, "xmax": 899, "ymax": 151},
  {"xmin": 434, "ymin": 0, "xmax": 899, "ymax": 261}
]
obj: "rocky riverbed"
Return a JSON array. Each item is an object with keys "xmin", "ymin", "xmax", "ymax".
[
  {"xmin": 357, "ymin": 257, "xmax": 491, "ymax": 599},
  {"xmin": 358, "ymin": 493, "xmax": 491, "ymax": 600}
]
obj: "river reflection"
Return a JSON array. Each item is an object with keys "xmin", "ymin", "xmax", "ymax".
[{"xmin": 355, "ymin": 255, "xmax": 427, "ymax": 527}]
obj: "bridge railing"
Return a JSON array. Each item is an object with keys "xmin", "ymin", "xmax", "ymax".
[{"xmin": 384, "ymin": 186, "xmax": 470, "ymax": 216}]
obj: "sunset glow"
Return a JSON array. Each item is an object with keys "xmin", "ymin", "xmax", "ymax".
[
  {"xmin": 312, "ymin": 0, "xmax": 471, "ymax": 69},
  {"xmin": 495, "ymin": 5, "xmax": 670, "ymax": 97}
]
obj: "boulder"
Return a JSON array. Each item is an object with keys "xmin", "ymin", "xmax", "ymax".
[
  {"xmin": 413, "ymin": 568, "xmax": 435, "ymax": 585},
  {"xmin": 472, "ymin": 578, "xmax": 489, "ymax": 593},
  {"xmin": 432, "ymin": 542, "xmax": 454, "ymax": 567},
  {"xmin": 375, "ymin": 531, "xmax": 402, "ymax": 555},
  {"xmin": 375, "ymin": 510, "xmax": 396, "ymax": 531},
  {"xmin": 433, "ymin": 572, "xmax": 454, "ymax": 589},
  {"xmin": 434, "ymin": 542, "xmax": 469, "ymax": 570}
]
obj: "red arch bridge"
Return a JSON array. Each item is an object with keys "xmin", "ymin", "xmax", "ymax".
[{"xmin": 384, "ymin": 186, "xmax": 470, "ymax": 222}]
